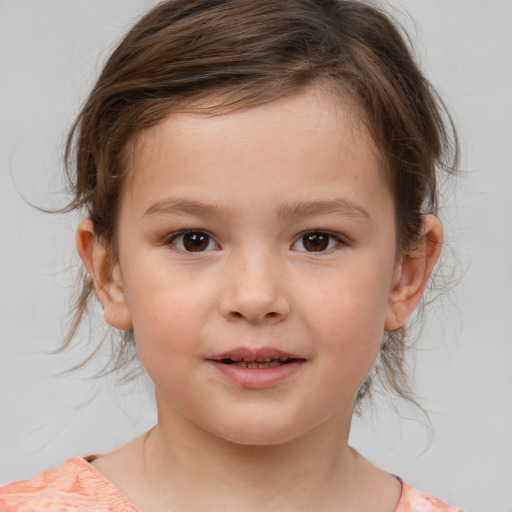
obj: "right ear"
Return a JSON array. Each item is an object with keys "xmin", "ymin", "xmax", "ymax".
[{"xmin": 76, "ymin": 219, "xmax": 133, "ymax": 330}]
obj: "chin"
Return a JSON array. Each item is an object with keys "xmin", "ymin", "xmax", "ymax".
[
  {"xmin": 219, "ymin": 430, "xmax": 299, "ymax": 447},
  {"xmin": 208, "ymin": 415, "xmax": 312, "ymax": 447}
]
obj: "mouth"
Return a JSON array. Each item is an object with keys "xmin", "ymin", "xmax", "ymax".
[
  {"xmin": 209, "ymin": 347, "xmax": 304, "ymax": 367},
  {"xmin": 208, "ymin": 348, "xmax": 305, "ymax": 387},
  {"xmin": 218, "ymin": 357, "xmax": 296, "ymax": 369}
]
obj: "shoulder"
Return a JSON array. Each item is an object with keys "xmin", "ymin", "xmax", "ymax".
[
  {"xmin": 0, "ymin": 457, "xmax": 140, "ymax": 512},
  {"xmin": 396, "ymin": 478, "xmax": 465, "ymax": 512}
]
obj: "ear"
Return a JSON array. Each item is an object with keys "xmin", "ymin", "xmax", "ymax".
[
  {"xmin": 385, "ymin": 215, "xmax": 443, "ymax": 330},
  {"xmin": 76, "ymin": 219, "xmax": 133, "ymax": 330}
]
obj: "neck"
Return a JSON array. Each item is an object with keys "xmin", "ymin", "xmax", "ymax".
[{"xmin": 134, "ymin": 397, "xmax": 359, "ymax": 511}]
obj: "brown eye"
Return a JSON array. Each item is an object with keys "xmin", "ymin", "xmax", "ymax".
[
  {"xmin": 292, "ymin": 231, "xmax": 342, "ymax": 252},
  {"xmin": 302, "ymin": 233, "xmax": 329, "ymax": 251},
  {"xmin": 183, "ymin": 232, "xmax": 209, "ymax": 252},
  {"xmin": 171, "ymin": 231, "xmax": 217, "ymax": 252}
]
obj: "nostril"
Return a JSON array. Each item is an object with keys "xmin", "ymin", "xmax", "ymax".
[
  {"xmin": 230, "ymin": 310, "xmax": 280, "ymax": 320},
  {"xmin": 223, "ymin": 294, "xmax": 290, "ymax": 323}
]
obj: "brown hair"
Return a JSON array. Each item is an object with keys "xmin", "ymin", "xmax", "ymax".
[{"xmin": 62, "ymin": 0, "xmax": 458, "ymax": 406}]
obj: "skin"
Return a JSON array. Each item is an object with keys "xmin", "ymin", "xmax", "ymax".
[{"xmin": 77, "ymin": 86, "xmax": 442, "ymax": 511}]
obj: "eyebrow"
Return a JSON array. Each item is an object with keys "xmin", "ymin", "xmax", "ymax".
[
  {"xmin": 144, "ymin": 199, "xmax": 230, "ymax": 218},
  {"xmin": 144, "ymin": 197, "xmax": 371, "ymax": 223},
  {"xmin": 276, "ymin": 199, "xmax": 371, "ymax": 223}
]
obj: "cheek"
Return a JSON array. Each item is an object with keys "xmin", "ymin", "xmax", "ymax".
[
  {"xmin": 132, "ymin": 294, "xmax": 201, "ymax": 401},
  {"xmin": 307, "ymin": 269, "xmax": 391, "ymax": 340},
  {"xmin": 315, "ymin": 310, "xmax": 382, "ymax": 406},
  {"xmin": 302, "ymin": 266, "xmax": 391, "ymax": 378},
  {"xmin": 126, "ymin": 277, "xmax": 207, "ymax": 367},
  {"xmin": 127, "ymin": 264, "xmax": 211, "ymax": 330},
  {"xmin": 320, "ymin": 310, "xmax": 382, "ymax": 381}
]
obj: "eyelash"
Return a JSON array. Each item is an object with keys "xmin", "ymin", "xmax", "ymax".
[{"xmin": 165, "ymin": 230, "xmax": 346, "ymax": 254}]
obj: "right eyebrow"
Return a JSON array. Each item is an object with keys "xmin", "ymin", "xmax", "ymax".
[{"xmin": 143, "ymin": 198, "xmax": 232, "ymax": 219}]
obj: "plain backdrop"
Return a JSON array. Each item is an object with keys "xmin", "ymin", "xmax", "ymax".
[{"xmin": 1, "ymin": 1, "xmax": 511, "ymax": 511}]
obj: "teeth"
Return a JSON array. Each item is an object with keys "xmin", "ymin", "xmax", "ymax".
[{"xmin": 232, "ymin": 359, "xmax": 283, "ymax": 368}]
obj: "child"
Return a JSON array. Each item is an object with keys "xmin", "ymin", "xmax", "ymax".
[{"xmin": 1, "ymin": 0, "xmax": 463, "ymax": 510}]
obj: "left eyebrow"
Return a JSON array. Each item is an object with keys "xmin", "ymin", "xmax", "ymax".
[{"xmin": 276, "ymin": 199, "xmax": 372, "ymax": 224}]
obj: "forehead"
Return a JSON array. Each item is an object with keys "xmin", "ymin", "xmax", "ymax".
[{"xmin": 120, "ymin": 86, "xmax": 390, "ymax": 218}]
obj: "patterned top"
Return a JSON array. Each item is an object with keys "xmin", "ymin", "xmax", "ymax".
[{"xmin": 1, "ymin": 457, "xmax": 463, "ymax": 511}]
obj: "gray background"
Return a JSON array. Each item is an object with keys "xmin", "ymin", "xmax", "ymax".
[{"xmin": 1, "ymin": 1, "xmax": 511, "ymax": 511}]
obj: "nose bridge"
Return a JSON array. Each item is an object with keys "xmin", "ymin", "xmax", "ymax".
[{"xmin": 221, "ymin": 243, "xmax": 289, "ymax": 323}]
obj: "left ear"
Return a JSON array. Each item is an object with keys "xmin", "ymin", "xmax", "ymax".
[{"xmin": 385, "ymin": 215, "xmax": 443, "ymax": 330}]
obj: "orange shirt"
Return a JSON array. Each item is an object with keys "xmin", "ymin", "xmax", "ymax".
[{"xmin": 1, "ymin": 457, "xmax": 463, "ymax": 511}]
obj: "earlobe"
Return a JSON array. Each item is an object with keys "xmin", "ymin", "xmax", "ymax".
[
  {"xmin": 385, "ymin": 215, "xmax": 443, "ymax": 331},
  {"xmin": 76, "ymin": 219, "xmax": 133, "ymax": 330}
]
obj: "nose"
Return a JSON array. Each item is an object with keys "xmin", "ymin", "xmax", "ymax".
[{"xmin": 219, "ymin": 251, "xmax": 290, "ymax": 324}]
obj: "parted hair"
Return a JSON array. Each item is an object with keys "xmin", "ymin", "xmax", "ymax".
[{"xmin": 62, "ymin": 0, "xmax": 458, "ymax": 407}]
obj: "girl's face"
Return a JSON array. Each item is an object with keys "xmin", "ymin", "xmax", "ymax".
[{"xmin": 107, "ymin": 87, "xmax": 403, "ymax": 444}]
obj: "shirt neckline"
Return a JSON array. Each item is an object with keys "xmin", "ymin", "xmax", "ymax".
[{"xmin": 75, "ymin": 456, "xmax": 408, "ymax": 512}]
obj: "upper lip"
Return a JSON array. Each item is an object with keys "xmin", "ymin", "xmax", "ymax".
[{"xmin": 208, "ymin": 347, "xmax": 303, "ymax": 362}]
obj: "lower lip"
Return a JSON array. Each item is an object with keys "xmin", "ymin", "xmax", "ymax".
[{"xmin": 208, "ymin": 360, "xmax": 304, "ymax": 388}]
